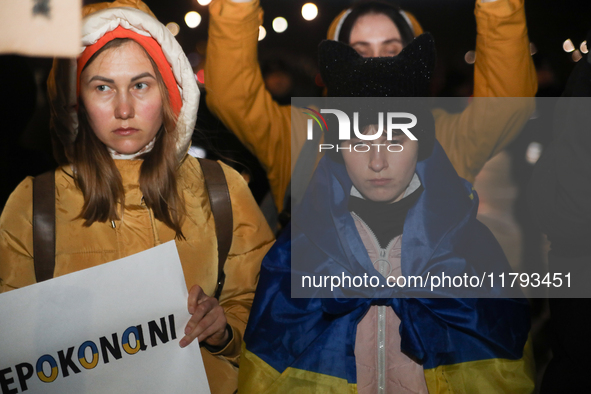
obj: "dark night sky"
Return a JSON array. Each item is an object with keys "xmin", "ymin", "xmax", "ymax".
[{"xmin": 137, "ymin": 0, "xmax": 591, "ymax": 86}]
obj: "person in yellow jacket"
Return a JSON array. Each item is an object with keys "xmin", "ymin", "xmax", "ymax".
[
  {"xmin": 205, "ymin": 0, "xmax": 537, "ymax": 214},
  {"xmin": 0, "ymin": 1, "xmax": 274, "ymax": 393}
]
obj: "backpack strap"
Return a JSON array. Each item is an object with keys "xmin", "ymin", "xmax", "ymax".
[
  {"xmin": 31, "ymin": 162, "xmax": 233, "ymax": 301},
  {"xmin": 33, "ymin": 170, "xmax": 56, "ymax": 283},
  {"xmin": 198, "ymin": 158, "xmax": 233, "ymax": 300}
]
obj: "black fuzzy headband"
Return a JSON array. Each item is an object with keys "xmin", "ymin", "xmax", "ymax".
[{"xmin": 318, "ymin": 33, "xmax": 436, "ymax": 161}]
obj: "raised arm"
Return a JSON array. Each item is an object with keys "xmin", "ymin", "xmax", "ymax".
[
  {"xmin": 434, "ymin": 0, "xmax": 537, "ymax": 183},
  {"xmin": 205, "ymin": 0, "xmax": 307, "ymax": 211}
]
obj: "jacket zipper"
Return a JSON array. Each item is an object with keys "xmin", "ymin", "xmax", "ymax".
[
  {"xmin": 111, "ymin": 218, "xmax": 121, "ymax": 260},
  {"xmin": 351, "ymin": 212, "xmax": 397, "ymax": 257},
  {"xmin": 143, "ymin": 196, "xmax": 159, "ymax": 246},
  {"xmin": 351, "ymin": 212, "xmax": 397, "ymax": 394}
]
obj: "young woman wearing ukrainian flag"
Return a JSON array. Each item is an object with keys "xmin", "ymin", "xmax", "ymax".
[{"xmin": 237, "ymin": 33, "xmax": 535, "ymax": 393}]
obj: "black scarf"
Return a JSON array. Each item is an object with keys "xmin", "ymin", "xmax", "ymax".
[{"xmin": 348, "ymin": 185, "xmax": 423, "ymax": 248}]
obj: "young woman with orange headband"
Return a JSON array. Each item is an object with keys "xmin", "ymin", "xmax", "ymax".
[{"xmin": 0, "ymin": 2, "xmax": 274, "ymax": 393}]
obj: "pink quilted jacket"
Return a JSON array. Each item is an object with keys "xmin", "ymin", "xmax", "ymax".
[{"xmin": 352, "ymin": 213, "xmax": 428, "ymax": 394}]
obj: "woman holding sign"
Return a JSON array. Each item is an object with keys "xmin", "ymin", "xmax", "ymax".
[{"xmin": 0, "ymin": 1, "xmax": 274, "ymax": 393}]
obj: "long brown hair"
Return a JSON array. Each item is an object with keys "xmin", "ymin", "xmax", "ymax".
[{"xmin": 72, "ymin": 38, "xmax": 185, "ymax": 238}]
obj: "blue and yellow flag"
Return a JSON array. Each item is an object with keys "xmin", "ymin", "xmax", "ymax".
[{"xmin": 239, "ymin": 142, "xmax": 534, "ymax": 393}]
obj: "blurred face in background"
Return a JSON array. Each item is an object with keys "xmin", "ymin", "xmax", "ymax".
[
  {"xmin": 79, "ymin": 40, "xmax": 163, "ymax": 155},
  {"xmin": 349, "ymin": 13, "xmax": 404, "ymax": 58}
]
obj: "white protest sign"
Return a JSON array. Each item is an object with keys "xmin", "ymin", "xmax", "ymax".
[{"xmin": 0, "ymin": 241, "xmax": 210, "ymax": 394}]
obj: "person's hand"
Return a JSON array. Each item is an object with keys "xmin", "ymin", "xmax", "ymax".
[{"xmin": 179, "ymin": 285, "xmax": 229, "ymax": 348}]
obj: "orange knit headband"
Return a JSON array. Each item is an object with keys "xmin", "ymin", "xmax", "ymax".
[{"xmin": 77, "ymin": 26, "xmax": 182, "ymax": 116}]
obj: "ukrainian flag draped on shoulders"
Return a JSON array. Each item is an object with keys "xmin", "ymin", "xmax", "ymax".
[{"xmin": 239, "ymin": 141, "xmax": 535, "ymax": 393}]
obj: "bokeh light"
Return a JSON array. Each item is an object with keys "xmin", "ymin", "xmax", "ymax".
[
  {"xmin": 185, "ymin": 12, "xmax": 201, "ymax": 28},
  {"xmin": 196, "ymin": 69, "xmax": 205, "ymax": 84},
  {"xmin": 258, "ymin": 26, "xmax": 266, "ymax": 41},
  {"xmin": 529, "ymin": 42, "xmax": 537, "ymax": 56},
  {"xmin": 197, "ymin": 0, "xmax": 212, "ymax": 5},
  {"xmin": 572, "ymin": 49, "xmax": 583, "ymax": 62},
  {"xmin": 314, "ymin": 73, "xmax": 324, "ymax": 87},
  {"xmin": 272, "ymin": 17, "xmax": 288, "ymax": 33},
  {"xmin": 464, "ymin": 50, "xmax": 476, "ymax": 65},
  {"xmin": 302, "ymin": 3, "xmax": 318, "ymax": 21},
  {"xmin": 166, "ymin": 22, "xmax": 180, "ymax": 36},
  {"xmin": 187, "ymin": 52, "xmax": 202, "ymax": 68},
  {"xmin": 525, "ymin": 142, "xmax": 542, "ymax": 165},
  {"xmin": 581, "ymin": 41, "xmax": 588, "ymax": 54},
  {"xmin": 563, "ymin": 39, "xmax": 575, "ymax": 53}
]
